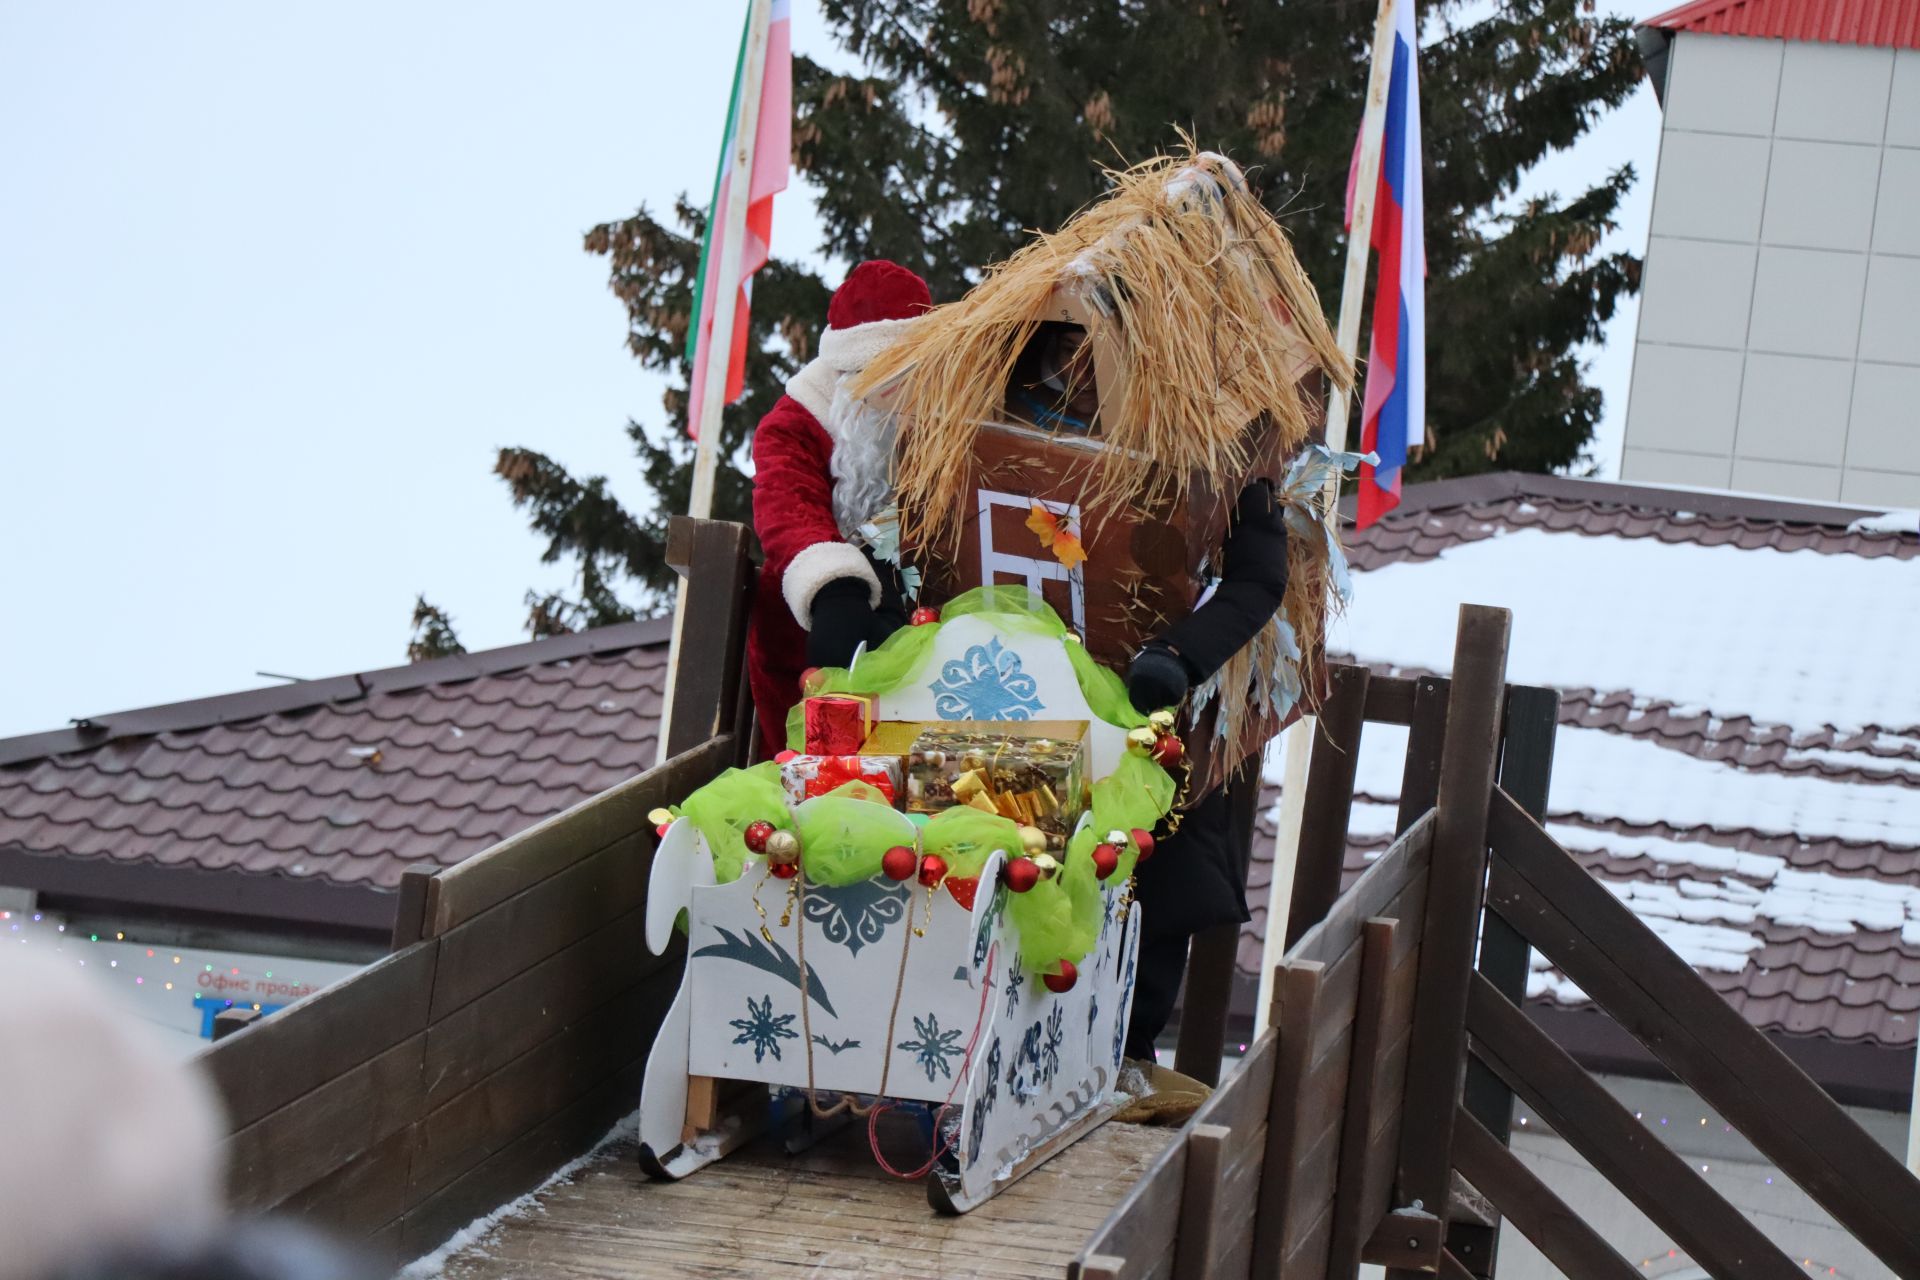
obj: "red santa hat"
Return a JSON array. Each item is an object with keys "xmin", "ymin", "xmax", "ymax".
[{"xmin": 786, "ymin": 259, "xmax": 931, "ymax": 422}]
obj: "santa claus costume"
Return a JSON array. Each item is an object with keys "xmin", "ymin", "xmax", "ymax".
[{"xmin": 746, "ymin": 260, "xmax": 932, "ymax": 756}]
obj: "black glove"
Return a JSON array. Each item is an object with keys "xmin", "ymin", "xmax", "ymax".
[
  {"xmin": 806, "ymin": 578, "xmax": 874, "ymax": 668},
  {"xmin": 1127, "ymin": 641, "xmax": 1194, "ymax": 715},
  {"xmin": 1160, "ymin": 480, "xmax": 1290, "ymax": 682}
]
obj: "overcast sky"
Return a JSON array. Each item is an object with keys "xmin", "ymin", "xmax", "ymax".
[{"xmin": 0, "ymin": 1, "xmax": 1665, "ymax": 738}]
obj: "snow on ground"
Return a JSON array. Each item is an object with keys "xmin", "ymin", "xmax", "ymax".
[
  {"xmin": 1327, "ymin": 527, "xmax": 1920, "ymax": 734},
  {"xmin": 398, "ymin": 1110, "xmax": 638, "ymax": 1278}
]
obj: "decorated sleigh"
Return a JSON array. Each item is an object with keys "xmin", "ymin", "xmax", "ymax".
[{"xmin": 636, "ymin": 595, "xmax": 1171, "ymax": 1211}]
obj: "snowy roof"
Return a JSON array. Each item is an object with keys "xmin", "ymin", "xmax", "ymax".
[{"xmin": 1242, "ymin": 474, "xmax": 1920, "ymax": 1059}]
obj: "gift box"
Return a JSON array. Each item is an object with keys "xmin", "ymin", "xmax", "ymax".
[
  {"xmin": 860, "ymin": 720, "xmax": 1089, "ymax": 849},
  {"xmin": 779, "ymin": 754, "xmax": 904, "ymax": 807},
  {"xmin": 804, "ymin": 693, "xmax": 877, "ymax": 755}
]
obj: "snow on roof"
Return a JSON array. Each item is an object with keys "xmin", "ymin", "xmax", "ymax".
[
  {"xmin": 1244, "ymin": 475, "xmax": 1920, "ymax": 1054},
  {"xmin": 1330, "ymin": 525, "xmax": 1919, "ymax": 735}
]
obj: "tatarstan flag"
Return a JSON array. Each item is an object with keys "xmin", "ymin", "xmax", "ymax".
[{"xmin": 685, "ymin": 0, "xmax": 790, "ymax": 439}]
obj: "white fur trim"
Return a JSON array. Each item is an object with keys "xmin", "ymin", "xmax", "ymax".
[
  {"xmin": 785, "ymin": 315, "xmax": 921, "ymax": 421},
  {"xmin": 783, "ymin": 540, "xmax": 882, "ymax": 629},
  {"xmin": 817, "ymin": 315, "xmax": 917, "ymax": 369},
  {"xmin": 785, "ymin": 358, "xmax": 837, "ymax": 422}
]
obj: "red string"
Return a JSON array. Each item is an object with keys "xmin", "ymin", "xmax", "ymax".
[{"xmin": 866, "ymin": 942, "xmax": 999, "ymax": 1180}]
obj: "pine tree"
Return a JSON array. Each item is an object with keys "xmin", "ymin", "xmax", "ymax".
[
  {"xmin": 490, "ymin": 0, "xmax": 1641, "ymax": 628},
  {"xmin": 406, "ymin": 595, "xmax": 468, "ymax": 662}
]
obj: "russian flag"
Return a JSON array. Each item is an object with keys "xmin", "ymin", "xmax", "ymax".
[
  {"xmin": 1351, "ymin": 0, "xmax": 1424, "ymax": 528},
  {"xmin": 685, "ymin": 0, "xmax": 791, "ymax": 439}
]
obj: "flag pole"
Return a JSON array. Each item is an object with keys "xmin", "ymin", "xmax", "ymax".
[
  {"xmin": 657, "ymin": 0, "xmax": 774, "ymax": 764},
  {"xmin": 1254, "ymin": 0, "xmax": 1404, "ymax": 1036}
]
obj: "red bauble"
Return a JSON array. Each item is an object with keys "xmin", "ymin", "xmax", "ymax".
[
  {"xmin": 1003, "ymin": 857, "xmax": 1041, "ymax": 893},
  {"xmin": 1043, "ymin": 959, "xmax": 1079, "ymax": 993},
  {"xmin": 918, "ymin": 853, "xmax": 949, "ymax": 888},
  {"xmin": 770, "ymin": 861, "xmax": 800, "ymax": 880},
  {"xmin": 881, "ymin": 845, "xmax": 918, "ymax": 881},
  {"xmin": 1092, "ymin": 843, "xmax": 1120, "ymax": 880},
  {"xmin": 945, "ymin": 876, "xmax": 979, "ymax": 911},
  {"xmin": 655, "ymin": 823, "xmax": 672, "ymax": 838},
  {"xmin": 1150, "ymin": 733, "xmax": 1184, "ymax": 768},
  {"xmin": 774, "ymin": 749, "xmax": 800, "ymax": 764},
  {"xmin": 743, "ymin": 820, "xmax": 775, "ymax": 854},
  {"xmin": 1130, "ymin": 827, "xmax": 1156, "ymax": 862},
  {"xmin": 910, "ymin": 606, "xmax": 941, "ymax": 626}
]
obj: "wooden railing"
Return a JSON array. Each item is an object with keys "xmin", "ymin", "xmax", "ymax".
[
  {"xmin": 1075, "ymin": 603, "xmax": 1920, "ymax": 1279},
  {"xmin": 197, "ymin": 516, "xmax": 757, "ymax": 1266}
]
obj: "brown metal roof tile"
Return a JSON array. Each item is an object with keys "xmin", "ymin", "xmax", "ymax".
[{"xmin": 0, "ymin": 625, "xmax": 670, "ymax": 901}]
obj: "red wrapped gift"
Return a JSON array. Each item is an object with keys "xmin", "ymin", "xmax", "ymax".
[
  {"xmin": 803, "ymin": 693, "xmax": 876, "ymax": 755},
  {"xmin": 779, "ymin": 754, "xmax": 904, "ymax": 806}
]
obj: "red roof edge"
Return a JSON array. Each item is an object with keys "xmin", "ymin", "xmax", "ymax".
[
  {"xmin": 1640, "ymin": 0, "xmax": 1920, "ymax": 49},
  {"xmin": 0, "ymin": 616, "xmax": 673, "ymax": 768}
]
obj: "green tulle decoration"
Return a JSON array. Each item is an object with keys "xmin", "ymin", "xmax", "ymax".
[
  {"xmin": 785, "ymin": 585, "xmax": 1149, "ymax": 750},
  {"xmin": 794, "ymin": 783, "xmax": 915, "ymax": 886},
  {"xmin": 920, "ymin": 807, "xmax": 1023, "ymax": 881},
  {"xmin": 678, "ymin": 762, "xmax": 792, "ymax": 884},
  {"xmin": 678, "ymin": 588, "xmax": 1175, "ymax": 974}
]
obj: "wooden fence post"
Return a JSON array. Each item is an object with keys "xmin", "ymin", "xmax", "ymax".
[
  {"xmin": 661, "ymin": 517, "xmax": 755, "ymax": 763},
  {"xmin": 1449, "ymin": 683, "xmax": 1558, "ymax": 1276},
  {"xmin": 1286, "ymin": 665, "xmax": 1372, "ymax": 949},
  {"xmin": 1388, "ymin": 605, "xmax": 1509, "ymax": 1275}
]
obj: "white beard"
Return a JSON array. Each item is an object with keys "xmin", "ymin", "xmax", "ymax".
[{"xmin": 825, "ymin": 376, "xmax": 900, "ymax": 539}]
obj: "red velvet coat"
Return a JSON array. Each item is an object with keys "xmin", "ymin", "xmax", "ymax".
[{"xmin": 746, "ymin": 394, "xmax": 850, "ymax": 757}]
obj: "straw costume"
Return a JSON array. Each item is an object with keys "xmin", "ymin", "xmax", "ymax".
[
  {"xmin": 851, "ymin": 149, "xmax": 1353, "ymax": 1062},
  {"xmin": 745, "ymin": 261, "xmax": 932, "ymax": 756}
]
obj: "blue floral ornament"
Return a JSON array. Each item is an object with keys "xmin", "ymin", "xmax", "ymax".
[
  {"xmin": 897, "ymin": 1012, "xmax": 966, "ymax": 1083},
  {"xmin": 929, "ymin": 637, "xmax": 1044, "ymax": 720},
  {"xmin": 802, "ymin": 880, "xmax": 908, "ymax": 957},
  {"xmin": 729, "ymin": 994, "xmax": 798, "ymax": 1064}
]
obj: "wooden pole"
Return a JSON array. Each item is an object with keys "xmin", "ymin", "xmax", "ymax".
[
  {"xmin": 1254, "ymin": 0, "xmax": 1403, "ymax": 1035},
  {"xmin": 657, "ymin": 0, "xmax": 774, "ymax": 764},
  {"xmin": 1907, "ymin": 1045, "xmax": 1920, "ymax": 1176}
]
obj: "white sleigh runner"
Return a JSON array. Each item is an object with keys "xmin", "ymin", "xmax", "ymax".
[{"xmin": 636, "ymin": 613, "xmax": 1148, "ymax": 1212}]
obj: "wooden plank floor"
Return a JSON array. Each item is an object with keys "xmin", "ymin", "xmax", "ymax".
[{"xmin": 437, "ymin": 1116, "xmax": 1177, "ymax": 1279}]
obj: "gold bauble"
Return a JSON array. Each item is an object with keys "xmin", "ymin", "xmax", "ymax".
[
  {"xmin": 1017, "ymin": 826, "xmax": 1049, "ymax": 856},
  {"xmin": 1032, "ymin": 853, "xmax": 1060, "ymax": 879},
  {"xmin": 1127, "ymin": 726, "xmax": 1159, "ymax": 752},
  {"xmin": 764, "ymin": 829, "xmax": 802, "ymax": 863},
  {"xmin": 1148, "ymin": 709, "xmax": 1178, "ymax": 731},
  {"xmin": 647, "ymin": 807, "xmax": 675, "ymax": 827}
]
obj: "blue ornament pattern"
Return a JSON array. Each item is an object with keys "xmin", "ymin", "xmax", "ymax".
[
  {"xmin": 969, "ymin": 1038, "xmax": 1003, "ymax": 1165},
  {"xmin": 802, "ymin": 879, "xmax": 908, "ymax": 957},
  {"xmin": 897, "ymin": 1012, "xmax": 966, "ymax": 1083},
  {"xmin": 1004, "ymin": 955, "xmax": 1025, "ymax": 1017},
  {"xmin": 928, "ymin": 638, "xmax": 1044, "ymax": 720},
  {"xmin": 1041, "ymin": 1006, "xmax": 1064, "ymax": 1085},
  {"xmin": 730, "ymin": 994, "xmax": 798, "ymax": 1064},
  {"xmin": 1008, "ymin": 1020, "xmax": 1044, "ymax": 1106}
]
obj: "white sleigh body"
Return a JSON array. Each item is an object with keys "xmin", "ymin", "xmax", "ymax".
[{"xmin": 636, "ymin": 615, "xmax": 1145, "ymax": 1212}]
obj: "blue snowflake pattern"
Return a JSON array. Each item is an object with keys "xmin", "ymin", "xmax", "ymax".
[
  {"xmin": 802, "ymin": 879, "xmax": 908, "ymax": 957},
  {"xmin": 1004, "ymin": 955, "xmax": 1024, "ymax": 1017},
  {"xmin": 969, "ymin": 1038, "xmax": 1003, "ymax": 1165},
  {"xmin": 897, "ymin": 1012, "xmax": 966, "ymax": 1083},
  {"xmin": 1041, "ymin": 1006, "xmax": 1064, "ymax": 1085},
  {"xmin": 928, "ymin": 638, "xmax": 1044, "ymax": 720},
  {"xmin": 730, "ymin": 994, "xmax": 798, "ymax": 1064},
  {"xmin": 1007, "ymin": 1020, "xmax": 1044, "ymax": 1106}
]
